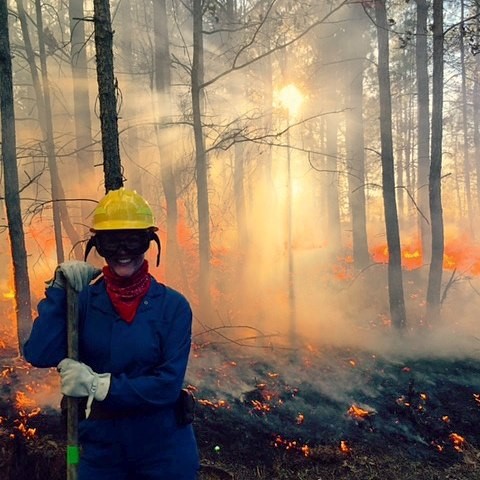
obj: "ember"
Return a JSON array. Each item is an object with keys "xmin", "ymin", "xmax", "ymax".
[
  {"xmin": 340, "ymin": 440, "xmax": 351, "ymax": 454},
  {"xmin": 449, "ymin": 433, "xmax": 466, "ymax": 452},
  {"xmin": 347, "ymin": 404, "xmax": 375, "ymax": 421},
  {"xmin": 273, "ymin": 434, "xmax": 310, "ymax": 457},
  {"xmin": 198, "ymin": 399, "xmax": 230, "ymax": 409}
]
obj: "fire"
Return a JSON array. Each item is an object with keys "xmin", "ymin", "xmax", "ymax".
[
  {"xmin": 1, "ymin": 367, "xmax": 13, "ymax": 378},
  {"xmin": 396, "ymin": 395, "xmax": 411, "ymax": 407},
  {"xmin": 273, "ymin": 435, "xmax": 310, "ymax": 457},
  {"xmin": 371, "ymin": 243, "xmax": 422, "ymax": 270},
  {"xmin": 15, "ymin": 421, "xmax": 37, "ymax": 439},
  {"xmin": 197, "ymin": 399, "xmax": 230, "ymax": 409},
  {"xmin": 347, "ymin": 404, "xmax": 374, "ymax": 421},
  {"xmin": 449, "ymin": 432, "xmax": 465, "ymax": 452},
  {"xmin": 333, "ymin": 263, "xmax": 353, "ymax": 281},
  {"xmin": 2, "ymin": 289, "xmax": 15, "ymax": 300},
  {"xmin": 432, "ymin": 442, "xmax": 444, "ymax": 452},
  {"xmin": 474, "ymin": 393, "xmax": 480, "ymax": 405},
  {"xmin": 15, "ymin": 391, "xmax": 38, "ymax": 411},
  {"xmin": 251, "ymin": 400, "xmax": 271, "ymax": 412},
  {"xmin": 370, "ymin": 235, "xmax": 480, "ymax": 274},
  {"xmin": 340, "ymin": 440, "xmax": 351, "ymax": 453},
  {"xmin": 295, "ymin": 413, "xmax": 304, "ymax": 424}
]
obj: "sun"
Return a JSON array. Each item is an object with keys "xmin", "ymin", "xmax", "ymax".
[{"xmin": 276, "ymin": 84, "xmax": 304, "ymax": 118}]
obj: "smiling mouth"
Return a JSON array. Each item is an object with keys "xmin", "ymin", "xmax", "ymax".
[{"xmin": 113, "ymin": 257, "xmax": 135, "ymax": 265}]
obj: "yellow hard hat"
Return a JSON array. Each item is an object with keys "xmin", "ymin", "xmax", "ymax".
[{"xmin": 90, "ymin": 188, "xmax": 158, "ymax": 231}]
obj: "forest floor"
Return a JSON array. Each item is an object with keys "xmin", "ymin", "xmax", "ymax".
[{"xmin": 2, "ymin": 339, "xmax": 480, "ymax": 480}]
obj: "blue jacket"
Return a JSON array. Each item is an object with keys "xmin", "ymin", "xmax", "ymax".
[{"xmin": 24, "ymin": 277, "xmax": 199, "ymax": 479}]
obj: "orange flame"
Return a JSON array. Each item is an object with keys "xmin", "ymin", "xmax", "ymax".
[
  {"xmin": 340, "ymin": 440, "xmax": 351, "ymax": 453},
  {"xmin": 273, "ymin": 435, "xmax": 310, "ymax": 457},
  {"xmin": 197, "ymin": 399, "xmax": 230, "ymax": 409},
  {"xmin": 15, "ymin": 391, "xmax": 38, "ymax": 411},
  {"xmin": 449, "ymin": 432, "xmax": 465, "ymax": 452},
  {"xmin": 251, "ymin": 399, "xmax": 271, "ymax": 412},
  {"xmin": 347, "ymin": 404, "xmax": 374, "ymax": 420},
  {"xmin": 371, "ymin": 235, "xmax": 480, "ymax": 274}
]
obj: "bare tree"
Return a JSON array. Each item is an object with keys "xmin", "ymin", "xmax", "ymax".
[
  {"xmin": 374, "ymin": 0, "xmax": 407, "ymax": 330},
  {"xmin": 426, "ymin": 0, "xmax": 444, "ymax": 322},
  {"xmin": 153, "ymin": 0, "xmax": 181, "ymax": 282},
  {"xmin": 93, "ymin": 0, "xmax": 123, "ymax": 192},
  {"xmin": 415, "ymin": 0, "xmax": 431, "ymax": 264},
  {"xmin": 16, "ymin": 0, "xmax": 82, "ymax": 262},
  {"xmin": 459, "ymin": 0, "xmax": 473, "ymax": 235},
  {"xmin": 0, "ymin": 0, "xmax": 32, "ymax": 352},
  {"xmin": 192, "ymin": 0, "xmax": 211, "ymax": 317},
  {"xmin": 345, "ymin": 2, "xmax": 370, "ymax": 270},
  {"xmin": 70, "ymin": 0, "xmax": 96, "ymax": 223}
]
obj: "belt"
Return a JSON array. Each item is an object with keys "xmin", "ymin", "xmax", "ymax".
[
  {"xmin": 88, "ymin": 401, "xmax": 138, "ymax": 420},
  {"xmin": 76, "ymin": 398, "xmax": 138, "ymax": 420}
]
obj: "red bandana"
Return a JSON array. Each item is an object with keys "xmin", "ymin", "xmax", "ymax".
[{"xmin": 102, "ymin": 260, "xmax": 151, "ymax": 323}]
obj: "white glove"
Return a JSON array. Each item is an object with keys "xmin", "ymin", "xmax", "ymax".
[
  {"xmin": 58, "ymin": 358, "xmax": 111, "ymax": 418},
  {"xmin": 49, "ymin": 260, "xmax": 101, "ymax": 292}
]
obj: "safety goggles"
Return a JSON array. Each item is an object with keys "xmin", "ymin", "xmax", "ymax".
[{"xmin": 94, "ymin": 230, "xmax": 152, "ymax": 258}]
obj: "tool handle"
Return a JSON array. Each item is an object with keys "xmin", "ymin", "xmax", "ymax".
[{"xmin": 66, "ymin": 280, "xmax": 79, "ymax": 480}]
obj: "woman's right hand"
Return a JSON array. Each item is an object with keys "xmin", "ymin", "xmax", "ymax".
[{"xmin": 50, "ymin": 260, "xmax": 101, "ymax": 292}]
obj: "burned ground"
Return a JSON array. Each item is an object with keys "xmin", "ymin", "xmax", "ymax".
[{"xmin": 2, "ymin": 340, "xmax": 480, "ymax": 480}]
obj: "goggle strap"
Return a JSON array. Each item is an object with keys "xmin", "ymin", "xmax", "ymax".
[
  {"xmin": 151, "ymin": 232, "xmax": 161, "ymax": 267},
  {"xmin": 84, "ymin": 237, "xmax": 97, "ymax": 262}
]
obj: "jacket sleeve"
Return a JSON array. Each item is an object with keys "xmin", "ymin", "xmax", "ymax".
[
  {"xmin": 102, "ymin": 294, "xmax": 193, "ymax": 410},
  {"xmin": 23, "ymin": 287, "xmax": 68, "ymax": 368}
]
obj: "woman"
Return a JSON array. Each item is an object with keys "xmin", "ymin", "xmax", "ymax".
[{"xmin": 23, "ymin": 188, "xmax": 200, "ymax": 480}]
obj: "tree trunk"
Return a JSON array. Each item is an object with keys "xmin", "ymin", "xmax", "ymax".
[
  {"xmin": 426, "ymin": 0, "xmax": 444, "ymax": 322},
  {"xmin": 117, "ymin": 0, "xmax": 142, "ymax": 192},
  {"xmin": 345, "ymin": 4, "xmax": 369, "ymax": 270},
  {"xmin": 17, "ymin": 0, "xmax": 82, "ymax": 262},
  {"xmin": 459, "ymin": 0, "xmax": 472, "ymax": 236},
  {"xmin": 375, "ymin": 0, "xmax": 406, "ymax": 330},
  {"xmin": 323, "ymin": 26, "xmax": 342, "ymax": 254},
  {"xmin": 326, "ymin": 113, "xmax": 342, "ymax": 253},
  {"xmin": 415, "ymin": 0, "xmax": 431, "ymax": 264},
  {"xmin": 69, "ymin": 0, "xmax": 96, "ymax": 224},
  {"xmin": 93, "ymin": 0, "xmax": 123, "ymax": 192},
  {"xmin": 474, "ymin": 12, "xmax": 480, "ymax": 217},
  {"xmin": 0, "ymin": 0, "xmax": 33, "ymax": 352},
  {"xmin": 35, "ymin": 0, "xmax": 83, "ymax": 260},
  {"xmin": 234, "ymin": 141, "xmax": 248, "ymax": 248},
  {"xmin": 192, "ymin": 0, "xmax": 211, "ymax": 317},
  {"xmin": 153, "ymin": 0, "xmax": 180, "ymax": 282},
  {"xmin": 475, "ymin": 57, "xmax": 480, "ymax": 216},
  {"xmin": 16, "ymin": 0, "xmax": 65, "ymax": 262}
]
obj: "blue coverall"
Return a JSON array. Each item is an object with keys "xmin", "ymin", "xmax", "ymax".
[{"xmin": 24, "ymin": 277, "xmax": 200, "ymax": 480}]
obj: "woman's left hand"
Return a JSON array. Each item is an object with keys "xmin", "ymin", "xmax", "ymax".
[{"xmin": 57, "ymin": 358, "xmax": 111, "ymax": 401}]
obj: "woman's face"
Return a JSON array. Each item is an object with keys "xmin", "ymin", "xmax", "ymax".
[
  {"xmin": 106, "ymin": 253, "xmax": 145, "ymax": 278},
  {"xmin": 96, "ymin": 230, "xmax": 150, "ymax": 278}
]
